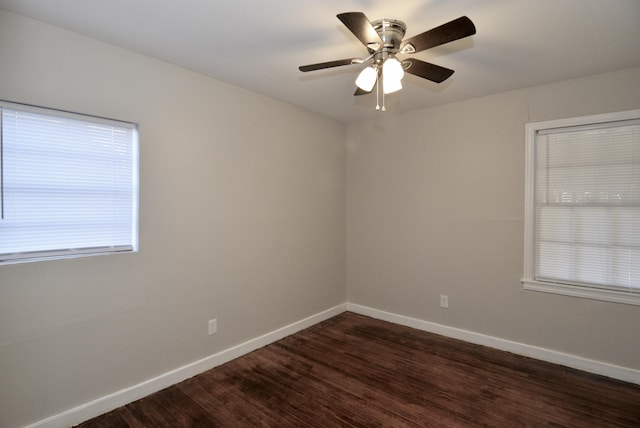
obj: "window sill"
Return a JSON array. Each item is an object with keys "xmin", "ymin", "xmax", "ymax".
[{"xmin": 522, "ymin": 279, "xmax": 640, "ymax": 306}]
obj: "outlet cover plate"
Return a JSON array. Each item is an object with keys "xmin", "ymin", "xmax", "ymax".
[
  {"xmin": 208, "ymin": 319, "xmax": 217, "ymax": 335},
  {"xmin": 440, "ymin": 295, "xmax": 449, "ymax": 308}
]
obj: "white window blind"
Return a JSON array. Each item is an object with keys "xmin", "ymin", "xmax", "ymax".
[
  {"xmin": 0, "ymin": 101, "xmax": 138, "ymax": 264},
  {"xmin": 523, "ymin": 110, "xmax": 640, "ymax": 304}
]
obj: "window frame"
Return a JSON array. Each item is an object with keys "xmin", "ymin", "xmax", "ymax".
[
  {"xmin": 522, "ymin": 109, "xmax": 640, "ymax": 305},
  {"xmin": 0, "ymin": 100, "xmax": 139, "ymax": 265}
]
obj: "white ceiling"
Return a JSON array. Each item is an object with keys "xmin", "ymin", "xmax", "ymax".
[{"xmin": 1, "ymin": 0, "xmax": 639, "ymax": 123}]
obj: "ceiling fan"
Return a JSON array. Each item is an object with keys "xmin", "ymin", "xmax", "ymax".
[{"xmin": 299, "ymin": 12, "xmax": 476, "ymax": 111}]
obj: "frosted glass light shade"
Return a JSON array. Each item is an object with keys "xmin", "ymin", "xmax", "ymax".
[
  {"xmin": 355, "ymin": 66, "xmax": 377, "ymax": 92},
  {"xmin": 382, "ymin": 57, "xmax": 404, "ymax": 94},
  {"xmin": 383, "ymin": 76, "xmax": 402, "ymax": 94},
  {"xmin": 383, "ymin": 57, "xmax": 404, "ymax": 81}
]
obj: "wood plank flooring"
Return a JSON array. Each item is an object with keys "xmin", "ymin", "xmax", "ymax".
[{"xmin": 77, "ymin": 312, "xmax": 640, "ymax": 427}]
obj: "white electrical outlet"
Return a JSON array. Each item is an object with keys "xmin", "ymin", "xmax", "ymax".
[
  {"xmin": 440, "ymin": 295, "xmax": 449, "ymax": 308},
  {"xmin": 208, "ymin": 319, "xmax": 217, "ymax": 335}
]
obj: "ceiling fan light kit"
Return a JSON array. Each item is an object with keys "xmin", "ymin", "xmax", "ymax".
[{"xmin": 299, "ymin": 12, "xmax": 476, "ymax": 111}]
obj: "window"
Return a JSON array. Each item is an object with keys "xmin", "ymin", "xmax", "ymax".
[
  {"xmin": 523, "ymin": 110, "xmax": 640, "ymax": 305},
  {"xmin": 0, "ymin": 101, "xmax": 138, "ymax": 264}
]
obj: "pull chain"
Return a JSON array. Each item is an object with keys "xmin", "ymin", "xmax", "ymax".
[
  {"xmin": 375, "ymin": 73, "xmax": 380, "ymax": 111},
  {"xmin": 375, "ymin": 73, "xmax": 387, "ymax": 112}
]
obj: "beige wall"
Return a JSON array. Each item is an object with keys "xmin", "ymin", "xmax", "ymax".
[
  {"xmin": 347, "ymin": 67, "xmax": 640, "ymax": 370},
  {"xmin": 0, "ymin": 10, "xmax": 346, "ymax": 428}
]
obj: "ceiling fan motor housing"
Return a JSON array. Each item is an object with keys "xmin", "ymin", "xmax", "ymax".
[
  {"xmin": 371, "ymin": 19, "xmax": 406, "ymax": 50},
  {"xmin": 370, "ymin": 19, "xmax": 406, "ymax": 65}
]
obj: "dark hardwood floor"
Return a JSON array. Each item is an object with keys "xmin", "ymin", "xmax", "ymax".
[{"xmin": 78, "ymin": 312, "xmax": 640, "ymax": 427}]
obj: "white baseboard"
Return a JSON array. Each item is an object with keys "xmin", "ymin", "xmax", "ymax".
[
  {"xmin": 26, "ymin": 303, "xmax": 347, "ymax": 428},
  {"xmin": 27, "ymin": 301, "xmax": 639, "ymax": 427},
  {"xmin": 346, "ymin": 302, "xmax": 640, "ymax": 385}
]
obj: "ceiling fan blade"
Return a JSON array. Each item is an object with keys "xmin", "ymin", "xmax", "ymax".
[
  {"xmin": 402, "ymin": 58, "xmax": 454, "ymax": 83},
  {"xmin": 337, "ymin": 12, "xmax": 383, "ymax": 49},
  {"xmin": 354, "ymin": 87, "xmax": 372, "ymax": 96},
  {"xmin": 400, "ymin": 16, "xmax": 476, "ymax": 54},
  {"xmin": 299, "ymin": 58, "xmax": 360, "ymax": 72}
]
